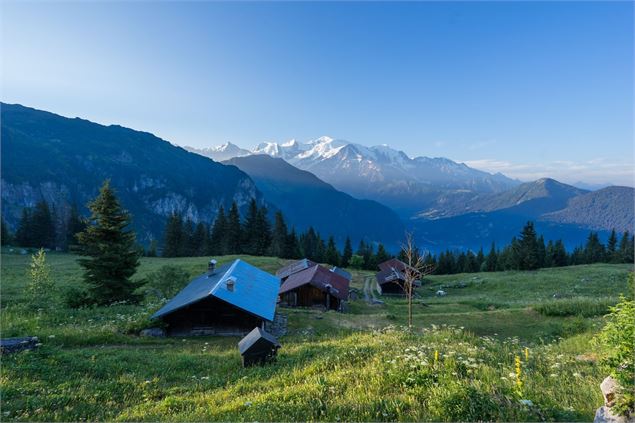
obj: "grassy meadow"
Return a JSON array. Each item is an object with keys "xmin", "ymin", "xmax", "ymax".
[{"xmin": 1, "ymin": 250, "xmax": 632, "ymax": 421}]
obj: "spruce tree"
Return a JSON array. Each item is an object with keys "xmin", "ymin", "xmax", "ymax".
[
  {"xmin": 553, "ymin": 240, "xmax": 568, "ymax": 267},
  {"xmin": 301, "ymin": 227, "xmax": 318, "ymax": 259},
  {"xmin": 225, "ymin": 201, "xmax": 242, "ymax": 254},
  {"xmin": 253, "ymin": 205, "xmax": 271, "ymax": 255},
  {"xmin": 375, "ymin": 243, "xmax": 390, "ymax": 265},
  {"xmin": 181, "ymin": 218, "xmax": 195, "ymax": 257},
  {"xmin": 31, "ymin": 200, "xmax": 56, "ymax": 249},
  {"xmin": 324, "ymin": 236, "xmax": 341, "ymax": 266},
  {"xmin": 242, "ymin": 199, "xmax": 260, "ymax": 255},
  {"xmin": 584, "ymin": 232, "xmax": 605, "ymax": 263},
  {"xmin": 76, "ymin": 180, "xmax": 140, "ymax": 305},
  {"xmin": 285, "ymin": 227, "xmax": 301, "ymax": 259},
  {"xmin": 163, "ymin": 213, "xmax": 183, "ymax": 257},
  {"xmin": 269, "ymin": 211, "xmax": 288, "ymax": 258},
  {"xmin": 209, "ymin": 205, "xmax": 227, "ymax": 255},
  {"xmin": 485, "ymin": 242, "xmax": 498, "ymax": 272},
  {"xmin": 341, "ymin": 237, "xmax": 353, "ymax": 267},
  {"xmin": 66, "ymin": 204, "xmax": 87, "ymax": 251},
  {"xmin": 191, "ymin": 222, "xmax": 207, "ymax": 256},
  {"xmin": 15, "ymin": 208, "xmax": 34, "ymax": 247},
  {"xmin": 476, "ymin": 247, "xmax": 485, "ymax": 271},
  {"xmin": 619, "ymin": 231, "xmax": 634, "ymax": 263},
  {"xmin": 1, "ymin": 217, "xmax": 12, "ymax": 246},
  {"xmin": 517, "ymin": 223, "xmax": 540, "ymax": 270},
  {"xmin": 607, "ymin": 229, "xmax": 619, "ymax": 263},
  {"xmin": 315, "ymin": 234, "xmax": 327, "ymax": 263}
]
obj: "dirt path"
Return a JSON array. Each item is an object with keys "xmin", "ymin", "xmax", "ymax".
[{"xmin": 363, "ymin": 276, "xmax": 384, "ymax": 305}]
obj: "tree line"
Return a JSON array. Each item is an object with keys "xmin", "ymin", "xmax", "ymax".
[
  {"xmin": 160, "ymin": 198, "xmax": 387, "ymax": 269},
  {"xmin": 1, "ymin": 201, "xmax": 86, "ymax": 251},
  {"xmin": 416, "ymin": 222, "xmax": 634, "ymax": 275}
]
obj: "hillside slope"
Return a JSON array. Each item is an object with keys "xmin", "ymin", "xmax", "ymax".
[
  {"xmin": 224, "ymin": 155, "xmax": 405, "ymax": 246},
  {"xmin": 1, "ymin": 103, "xmax": 262, "ymax": 243},
  {"xmin": 541, "ymin": 186, "xmax": 634, "ymax": 232}
]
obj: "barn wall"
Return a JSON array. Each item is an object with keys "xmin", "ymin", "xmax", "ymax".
[{"xmin": 163, "ymin": 297, "xmax": 262, "ymax": 336}]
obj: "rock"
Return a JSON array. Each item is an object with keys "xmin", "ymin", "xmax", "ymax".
[
  {"xmin": 0, "ymin": 337, "xmax": 40, "ymax": 354},
  {"xmin": 436, "ymin": 290, "xmax": 447, "ymax": 297},
  {"xmin": 593, "ymin": 406, "xmax": 635, "ymax": 423},
  {"xmin": 601, "ymin": 376, "xmax": 619, "ymax": 407},
  {"xmin": 140, "ymin": 328, "xmax": 166, "ymax": 337}
]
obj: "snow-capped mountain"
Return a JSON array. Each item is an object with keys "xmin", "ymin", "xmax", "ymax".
[
  {"xmin": 191, "ymin": 136, "xmax": 520, "ymax": 217},
  {"xmin": 184, "ymin": 142, "xmax": 250, "ymax": 162}
]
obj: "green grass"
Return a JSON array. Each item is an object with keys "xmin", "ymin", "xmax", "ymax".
[{"xmin": 1, "ymin": 251, "xmax": 632, "ymax": 421}]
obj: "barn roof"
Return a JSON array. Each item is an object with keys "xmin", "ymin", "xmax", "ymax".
[
  {"xmin": 378, "ymin": 258, "xmax": 407, "ymax": 272},
  {"xmin": 376, "ymin": 267, "xmax": 406, "ymax": 285},
  {"xmin": 330, "ymin": 267, "xmax": 352, "ymax": 281},
  {"xmin": 276, "ymin": 258, "xmax": 316, "ymax": 280},
  {"xmin": 151, "ymin": 259, "xmax": 280, "ymax": 322},
  {"xmin": 279, "ymin": 264, "xmax": 349, "ymax": 300},
  {"xmin": 238, "ymin": 327, "xmax": 280, "ymax": 355}
]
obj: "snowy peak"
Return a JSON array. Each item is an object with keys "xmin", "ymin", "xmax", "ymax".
[{"xmin": 184, "ymin": 142, "xmax": 250, "ymax": 162}]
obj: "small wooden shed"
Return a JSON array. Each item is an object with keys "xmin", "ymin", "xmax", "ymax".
[
  {"xmin": 151, "ymin": 259, "xmax": 280, "ymax": 336},
  {"xmin": 238, "ymin": 327, "xmax": 281, "ymax": 367}
]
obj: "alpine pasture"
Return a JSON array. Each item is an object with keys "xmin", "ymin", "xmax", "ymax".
[{"xmin": 1, "ymin": 251, "xmax": 631, "ymax": 421}]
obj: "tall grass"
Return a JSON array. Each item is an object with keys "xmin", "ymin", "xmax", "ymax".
[{"xmin": 533, "ymin": 298, "xmax": 616, "ymax": 318}]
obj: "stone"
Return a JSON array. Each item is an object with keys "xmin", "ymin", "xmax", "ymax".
[
  {"xmin": 601, "ymin": 376, "xmax": 620, "ymax": 406},
  {"xmin": 593, "ymin": 406, "xmax": 635, "ymax": 423},
  {"xmin": 0, "ymin": 337, "xmax": 40, "ymax": 354},
  {"xmin": 140, "ymin": 328, "xmax": 166, "ymax": 337},
  {"xmin": 436, "ymin": 290, "xmax": 447, "ymax": 297}
]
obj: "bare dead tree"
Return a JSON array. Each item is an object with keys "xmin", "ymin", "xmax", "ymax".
[{"xmin": 402, "ymin": 232, "xmax": 435, "ymax": 329}]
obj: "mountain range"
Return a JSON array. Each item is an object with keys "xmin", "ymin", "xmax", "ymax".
[
  {"xmin": 2, "ymin": 103, "xmax": 633, "ymax": 252},
  {"xmin": 189, "ymin": 138, "xmax": 520, "ymax": 218}
]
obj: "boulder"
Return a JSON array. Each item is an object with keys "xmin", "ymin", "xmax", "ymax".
[
  {"xmin": 594, "ymin": 406, "xmax": 634, "ymax": 423},
  {"xmin": 601, "ymin": 376, "xmax": 619, "ymax": 407},
  {"xmin": 436, "ymin": 290, "xmax": 447, "ymax": 297},
  {"xmin": 140, "ymin": 328, "xmax": 166, "ymax": 337}
]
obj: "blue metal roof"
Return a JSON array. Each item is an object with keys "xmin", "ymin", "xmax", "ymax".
[{"xmin": 151, "ymin": 259, "xmax": 280, "ymax": 321}]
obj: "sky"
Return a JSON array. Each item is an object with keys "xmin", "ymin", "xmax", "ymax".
[{"xmin": 2, "ymin": 1, "xmax": 633, "ymax": 187}]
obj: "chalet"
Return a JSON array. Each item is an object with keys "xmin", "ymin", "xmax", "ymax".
[
  {"xmin": 376, "ymin": 258, "xmax": 420, "ymax": 295},
  {"xmin": 151, "ymin": 259, "xmax": 280, "ymax": 336},
  {"xmin": 279, "ymin": 264, "xmax": 349, "ymax": 310},
  {"xmin": 275, "ymin": 258, "xmax": 317, "ymax": 281},
  {"xmin": 330, "ymin": 266, "xmax": 352, "ymax": 282}
]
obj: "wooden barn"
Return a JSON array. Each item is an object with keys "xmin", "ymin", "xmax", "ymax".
[
  {"xmin": 151, "ymin": 259, "xmax": 280, "ymax": 336},
  {"xmin": 278, "ymin": 264, "xmax": 349, "ymax": 311},
  {"xmin": 376, "ymin": 258, "xmax": 420, "ymax": 295}
]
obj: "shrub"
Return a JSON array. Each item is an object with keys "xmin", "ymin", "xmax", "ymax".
[
  {"xmin": 431, "ymin": 384, "xmax": 499, "ymax": 421},
  {"xmin": 139, "ymin": 265, "xmax": 190, "ymax": 300},
  {"xmin": 594, "ymin": 273, "xmax": 634, "ymax": 416},
  {"xmin": 534, "ymin": 298, "xmax": 615, "ymax": 317},
  {"xmin": 25, "ymin": 249, "xmax": 55, "ymax": 310},
  {"xmin": 63, "ymin": 286, "xmax": 94, "ymax": 309}
]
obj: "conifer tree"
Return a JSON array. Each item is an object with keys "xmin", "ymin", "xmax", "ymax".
[
  {"xmin": 324, "ymin": 236, "xmax": 341, "ymax": 266},
  {"xmin": 15, "ymin": 208, "xmax": 34, "ymax": 247},
  {"xmin": 517, "ymin": 222, "xmax": 540, "ymax": 270},
  {"xmin": 341, "ymin": 237, "xmax": 353, "ymax": 267},
  {"xmin": 209, "ymin": 205, "xmax": 227, "ymax": 255},
  {"xmin": 76, "ymin": 180, "xmax": 140, "ymax": 305},
  {"xmin": 315, "ymin": 234, "xmax": 327, "ymax": 263},
  {"xmin": 552, "ymin": 240, "xmax": 568, "ymax": 267},
  {"xmin": 301, "ymin": 227, "xmax": 318, "ymax": 260},
  {"xmin": 225, "ymin": 201, "xmax": 242, "ymax": 254},
  {"xmin": 1, "ymin": 217, "xmax": 12, "ymax": 246},
  {"xmin": 476, "ymin": 247, "xmax": 485, "ymax": 271},
  {"xmin": 607, "ymin": 229, "xmax": 619, "ymax": 263},
  {"xmin": 31, "ymin": 200, "xmax": 56, "ymax": 249},
  {"xmin": 285, "ymin": 227, "xmax": 301, "ymax": 259},
  {"xmin": 163, "ymin": 213, "xmax": 183, "ymax": 257},
  {"xmin": 269, "ymin": 211, "xmax": 288, "ymax": 258},
  {"xmin": 242, "ymin": 199, "xmax": 260, "ymax": 255},
  {"xmin": 191, "ymin": 222, "xmax": 207, "ymax": 256},
  {"xmin": 66, "ymin": 204, "xmax": 87, "ymax": 251},
  {"xmin": 619, "ymin": 231, "xmax": 634, "ymax": 263},
  {"xmin": 584, "ymin": 232, "xmax": 605, "ymax": 263},
  {"xmin": 253, "ymin": 205, "xmax": 271, "ymax": 255},
  {"xmin": 375, "ymin": 243, "xmax": 390, "ymax": 265},
  {"xmin": 485, "ymin": 242, "xmax": 498, "ymax": 272},
  {"xmin": 181, "ymin": 218, "xmax": 195, "ymax": 256}
]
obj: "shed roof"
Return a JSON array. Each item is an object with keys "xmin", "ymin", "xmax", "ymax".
[
  {"xmin": 279, "ymin": 264, "xmax": 349, "ymax": 300},
  {"xmin": 238, "ymin": 327, "xmax": 280, "ymax": 355},
  {"xmin": 151, "ymin": 259, "xmax": 280, "ymax": 321},
  {"xmin": 276, "ymin": 258, "xmax": 316, "ymax": 280}
]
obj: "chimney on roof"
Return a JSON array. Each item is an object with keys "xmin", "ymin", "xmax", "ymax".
[
  {"xmin": 207, "ymin": 259, "xmax": 217, "ymax": 277},
  {"xmin": 226, "ymin": 276, "xmax": 236, "ymax": 292}
]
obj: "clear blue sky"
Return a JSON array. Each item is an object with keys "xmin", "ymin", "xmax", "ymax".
[{"xmin": 2, "ymin": 1, "xmax": 633, "ymax": 186}]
